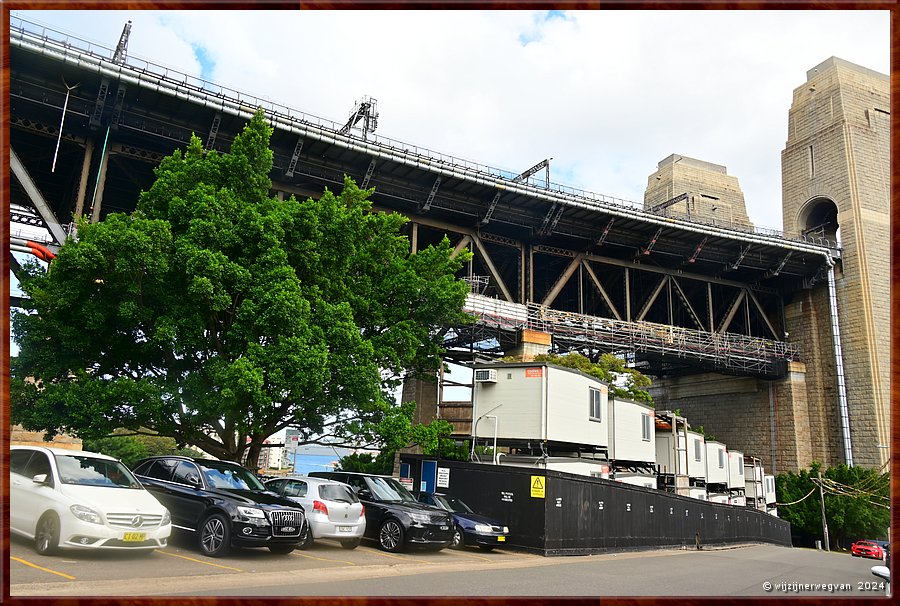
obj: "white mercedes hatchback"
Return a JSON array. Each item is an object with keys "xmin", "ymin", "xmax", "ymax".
[
  {"xmin": 265, "ymin": 475, "xmax": 365, "ymax": 549},
  {"xmin": 10, "ymin": 446, "xmax": 172, "ymax": 555}
]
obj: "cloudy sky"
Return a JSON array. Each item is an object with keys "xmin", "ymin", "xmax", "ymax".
[{"xmin": 11, "ymin": 9, "xmax": 889, "ymax": 233}]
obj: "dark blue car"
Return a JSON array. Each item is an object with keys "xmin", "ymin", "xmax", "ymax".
[{"xmin": 416, "ymin": 492, "xmax": 508, "ymax": 551}]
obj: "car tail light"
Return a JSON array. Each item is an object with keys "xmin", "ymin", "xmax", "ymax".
[
  {"xmin": 313, "ymin": 500, "xmax": 328, "ymax": 515},
  {"xmin": 359, "ymin": 504, "xmax": 365, "ymax": 519}
]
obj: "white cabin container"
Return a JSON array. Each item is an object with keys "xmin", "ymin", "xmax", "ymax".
[
  {"xmin": 498, "ymin": 455, "xmax": 609, "ymax": 477},
  {"xmin": 705, "ymin": 441, "xmax": 728, "ymax": 485},
  {"xmin": 472, "ymin": 362, "xmax": 609, "ymax": 448},
  {"xmin": 685, "ymin": 431, "xmax": 706, "ymax": 480},
  {"xmin": 607, "ymin": 398, "xmax": 655, "ymax": 465},
  {"xmin": 708, "ymin": 492, "xmax": 730, "ymax": 504},
  {"xmin": 655, "ymin": 432, "xmax": 687, "ymax": 475},
  {"xmin": 688, "ymin": 486, "xmax": 707, "ymax": 501},
  {"xmin": 764, "ymin": 474, "xmax": 776, "ymax": 506},
  {"xmin": 744, "ymin": 458, "xmax": 765, "ymax": 506},
  {"xmin": 726, "ymin": 450, "xmax": 745, "ymax": 489},
  {"xmin": 615, "ymin": 473, "xmax": 657, "ymax": 490}
]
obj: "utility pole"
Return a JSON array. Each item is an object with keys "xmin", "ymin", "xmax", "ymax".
[{"xmin": 818, "ymin": 469, "xmax": 830, "ymax": 551}]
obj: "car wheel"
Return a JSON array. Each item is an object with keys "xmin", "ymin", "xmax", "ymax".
[
  {"xmin": 340, "ymin": 538, "xmax": 361, "ymax": 550},
  {"xmin": 450, "ymin": 525, "xmax": 464, "ymax": 549},
  {"xmin": 378, "ymin": 519, "xmax": 405, "ymax": 552},
  {"xmin": 198, "ymin": 513, "xmax": 231, "ymax": 557},
  {"xmin": 268, "ymin": 544, "xmax": 295, "ymax": 554},
  {"xmin": 297, "ymin": 524, "xmax": 314, "ymax": 550},
  {"xmin": 479, "ymin": 545, "xmax": 495, "ymax": 552},
  {"xmin": 34, "ymin": 513, "xmax": 60, "ymax": 556}
]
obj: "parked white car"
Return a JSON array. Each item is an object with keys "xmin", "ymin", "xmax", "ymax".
[
  {"xmin": 10, "ymin": 446, "xmax": 171, "ymax": 555},
  {"xmin": 265, "ymin": 476, "xmax": 365, "ymax": 549}
]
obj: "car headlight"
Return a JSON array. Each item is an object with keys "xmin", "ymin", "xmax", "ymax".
[
  {"xmin": 409, "ymin": 512, "xmax": 431, "ymax": 524},
  {"xmin": 237, "ymin": 506, "xmax": 265, "ymax": 519},
  {"xmin": 474, "ymin": 524, "xmax": 493, "ymax": 533},
  {"xmin": 70, "ymin": 504, "xmax": 102, "ymax": 524},
  {"xmin": 502, "ymin": 526, "xmax": 509, "ymax": 534},
  {"xmin": 161, "ymin": 508, "xmax": 171, "ymax": 525}
]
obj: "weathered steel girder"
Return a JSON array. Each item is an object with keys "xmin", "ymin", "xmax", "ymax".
[{"xmin": 9, "ymin": 16, "xmax": 839, "ymax": 378}]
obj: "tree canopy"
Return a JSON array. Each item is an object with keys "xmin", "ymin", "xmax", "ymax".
[
  {"xmin": 11, "ymin": 110, "xmax": 473, "ymax": 466},
  {"xmin": 775, "ymin": 462, "xmax": 889, "ymax": 549}
]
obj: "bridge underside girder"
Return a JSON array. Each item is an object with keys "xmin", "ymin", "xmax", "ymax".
[{"xmin": 9, "ymin": 18, "xmax": 833, "ymax": 379}]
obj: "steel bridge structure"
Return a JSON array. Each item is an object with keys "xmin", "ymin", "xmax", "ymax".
[{"xmin": 8, "ymin": 16, "xmax": 840, "ymax": 380}]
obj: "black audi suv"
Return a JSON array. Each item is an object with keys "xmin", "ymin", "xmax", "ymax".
[
  {"xmin": 309, "ymin": 471, "xmax": 452, "ymax": 552},
  {"xmin": 132, "ymin": 456, "xmax": 307, "ymax": 557}
]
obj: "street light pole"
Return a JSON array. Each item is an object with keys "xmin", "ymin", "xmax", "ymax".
[{"xmin": 818, "ymin": 469, "xmax": 830, "ymax": 552}]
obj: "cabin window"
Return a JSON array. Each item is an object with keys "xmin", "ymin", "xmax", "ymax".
[
  {"xmin": 641, "ymin": 413, "xmax": 651, "ymax": 441},
  {"xmin": 738, "ymin": 457, "xmax": 744, "ymax": 475},
  {"xmin": 694, "ymin": 440, "xmax": 702, "ymax": 462},
  {"xmin": 718, "ymin": 449, "xmax": 725, "ymax": 469},
  {"xmin": 589, "ymin": 388, "xmax": 602, "ymax": 422}
]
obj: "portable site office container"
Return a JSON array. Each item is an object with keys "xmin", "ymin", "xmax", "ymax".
[
  {"xmin": 764, "ymin": 474, "xmax": 776, "ymax": 506},
  {"xmin": 655, "ymin": 432, "xmax": 687, "ymax": 476},
  {"xmin": 496, "ymin": 455, "xmax": 609, "ymax": 478},
  {"xmin": 744, "ymin": 458, "xmax": 766, "ymax": 508},
  {"xmin": 472, "ymin": 362, "xmax": 609, "ymax": 450},
  {"xmin": 727, "ymin": 451, "xmax": 745, "ymax": 489},
  {"xmin": 705, "ymin": 441, "xmax": 728, "ymax": 485},
  {"xmin": 685, "ymin": 431, "xmax": 706, "ymax": 481},
  {"xmin": 615, "ymin": 473, "xmax": 657, "ymax": 489},
  {"xmin": 607, "ymin": 397, "xmax": 655, "ymax": 467}
]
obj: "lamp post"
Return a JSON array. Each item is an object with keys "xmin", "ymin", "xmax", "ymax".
[{"xmin": 818, "ymin": 469, "xmax": 829, "ymax": 552}]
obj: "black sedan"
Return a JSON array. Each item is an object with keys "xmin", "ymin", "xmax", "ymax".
[
  {"xmin": 132, "ymin": 456, "xmax": 308, "ymax": 557},
  {"xmin": 309, "ymin": 471, "xmax": 452, "ymax": 552},
  {"xmin": 416, "ymin": 492, "xmax": 509, "ymax": 551}
]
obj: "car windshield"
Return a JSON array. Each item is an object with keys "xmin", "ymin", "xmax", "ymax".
[
  {"xmin": 319, "ymin": 484, "xmax": 358, "ymax": 503},
  {"xmin": 367, "ymin": 476, "xmax": 417, "ymax": 502},
  {"xmin": 199, "ymin": 461, "xmax": 266, "ymax": 491},
  {"xmin": 430, "ymin": 494, "xmax": 474, "ymax": 513},
  {"xmin": 55, "ymin": 454, "xmax": 143, "ymax": 488}
]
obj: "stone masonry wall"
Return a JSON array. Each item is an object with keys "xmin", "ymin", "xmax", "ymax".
[{"xmin": 781, "ymin": 57, "xmax": 890, "ymax": 468}]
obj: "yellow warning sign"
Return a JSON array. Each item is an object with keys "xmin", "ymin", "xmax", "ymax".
[{"xmin": 531, "ymin": 475, "xmax": 546, "ymax": 498}]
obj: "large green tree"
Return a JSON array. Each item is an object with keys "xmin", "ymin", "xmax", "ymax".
[
  {"xmin": 11, "ymin": 110, "xmax": 472, "ymax": 467},
  {"xmin": 775, "ymin": 462, "xmax": 889, "ymax": 549}
]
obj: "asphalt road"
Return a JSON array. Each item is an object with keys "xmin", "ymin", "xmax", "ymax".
[{"xmin": 9, "ymin": 532, "xmax": 888, "ymax": 598}]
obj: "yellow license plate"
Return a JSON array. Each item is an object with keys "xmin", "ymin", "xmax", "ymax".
[
  {"xmin": 498, "ymin": 536, "xmax": 506, "ymax": 542},
  {"xmin": 123, "ymin": 532, "xmax": 146, "ymax": 542}
]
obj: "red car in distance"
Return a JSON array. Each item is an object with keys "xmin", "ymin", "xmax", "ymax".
[{"xmin": 851, "ymin": 540, "xmax": 884, "ymax": 559}]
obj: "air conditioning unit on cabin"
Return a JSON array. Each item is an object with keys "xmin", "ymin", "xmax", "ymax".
[{"xmin": 474, "ymin": 369, "xmax": 498, "ymax": 383}]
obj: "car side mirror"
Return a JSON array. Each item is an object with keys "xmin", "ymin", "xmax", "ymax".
[
  {"xmin": 871, "ymin": 565, "xmax": 890, "ymax": 583},
  {"xmin": 31, "ymin": 473, "xmax": 50, "ymax": 485},
  {"xmin": 356, "ymin": 489, "xmax": 372, "ymax": 500},
  {"xmin": 186, "ymin": 472, "xmax": 202, "ymax": 487}
]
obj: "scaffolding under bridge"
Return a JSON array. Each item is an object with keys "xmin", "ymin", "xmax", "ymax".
[{"xmin": 451, "ymin": 293, "xmax": 801, "ymax": 379}]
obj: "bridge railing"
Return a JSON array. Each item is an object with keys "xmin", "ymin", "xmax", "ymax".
[
  {"xmin": 11, "ymin": 15, "xmax": 837, "ymax": 251},
  {"xmin": 462, "ymin": 293, "xmax": 800, "ymax": 375}
]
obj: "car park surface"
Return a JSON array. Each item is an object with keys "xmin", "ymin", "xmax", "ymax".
[
  {"xmin": 264, "ymin": 476, "xmax": 366, "ymax": 549},
  {"xmin": 415, "ymin": 492, "xmax": 509, "ymax": 551},
  {"xmin": 9, "ymin": 446, "xmax": 172, "ymax": 555},
  {"xmin": 308, "ymin": 471, "xmax": 452, "ymax": 552},
  {"xmin": 8, "ymin": 538, "xmax": 885, "ymax": 597},
  {"xmin": 131, "ymin": 456, "xmax": 307, "ymax": 557}
]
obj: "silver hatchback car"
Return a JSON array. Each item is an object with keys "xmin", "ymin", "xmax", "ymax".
[{"xmin": 265, "ymin": 476, "xmax": 365, "ymax": 549}]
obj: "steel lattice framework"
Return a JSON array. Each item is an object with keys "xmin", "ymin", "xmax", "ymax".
[{"xmin": 8, "ymin": 16, "xmax": 840, "ymax": 380}]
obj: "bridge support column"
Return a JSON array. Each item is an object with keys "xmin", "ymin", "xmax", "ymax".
[
  {"xmin": 73, "ymin": 139, "xmax": 94, "ymax": 221},
  {"xmin": 399, "ymin": 372, "xmax": 441, "ymax": 456},
  {"xmin": 507, "ymin": 329, "xmax": 552, "ymax": 362},
  {"xmin": 649, "ymin": 369, "xmax": 813, "ymax": 473}
]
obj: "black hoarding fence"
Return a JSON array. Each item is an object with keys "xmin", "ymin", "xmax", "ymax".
[{"xmin": 400, "ymin": 455, "xmax": 791, "ymax": 556}]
